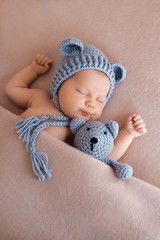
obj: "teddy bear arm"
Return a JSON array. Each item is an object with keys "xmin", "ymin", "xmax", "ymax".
[{"xmin": 103, "ymin": 158, "xmax": 133, "ymax": 180}]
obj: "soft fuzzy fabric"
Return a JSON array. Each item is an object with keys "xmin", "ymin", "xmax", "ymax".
[
  {"xmin": 0, "ymin": 106, "xmax": 160, "ymax": 240},
  {"xmin": 1, "ymin": 0, "xmax": 160, "ymax": 239}
]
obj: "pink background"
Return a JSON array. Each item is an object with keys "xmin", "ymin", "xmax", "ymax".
[{"xmin": 1, "ymin": 1, "xmax": 160, "ymax": 239}]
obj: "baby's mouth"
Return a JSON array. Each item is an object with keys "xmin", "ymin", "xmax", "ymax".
[{"xmin": 81, "ymin": 110, "xmax": 91, "ymax": 117}]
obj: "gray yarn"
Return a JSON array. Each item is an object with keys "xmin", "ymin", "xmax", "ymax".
[
  {"xmin": 51, "ymin": 38, "xmax": 126, "ymax": 111},
  {"xmin": 70, "ymin": 119, "xmax": 133, "ymax": 180},
  {"xmin": 13, "ymin": 115, "xmax": 133, "ymax": 181},
  {"xmin": 13, "ymin": 114, "xmax": 133, "ymax": 181},
  {"xmin": 13, "ymin": 114, "xmax": 71, "ymax": 181},
  {"xmin": 14, "ymin": 115, "xmax": 96, "ymax": 181}
]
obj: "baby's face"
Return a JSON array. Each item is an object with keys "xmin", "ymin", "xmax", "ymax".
[{"xmin": 58, "ymin": 69, "xmax": 110, "ymax": 121}]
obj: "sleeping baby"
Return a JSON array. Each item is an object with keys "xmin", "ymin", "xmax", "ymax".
[{"xmin": 5, "ymin": 38, "xmax": 147, "ymax": 180}]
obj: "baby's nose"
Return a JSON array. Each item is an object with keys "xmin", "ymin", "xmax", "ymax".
[{"xmin": 85, "ymin": 99, "xmax": 95, "ymax": 108}]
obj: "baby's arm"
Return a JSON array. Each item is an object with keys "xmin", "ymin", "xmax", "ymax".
[
  {"xmin": 5, "ymin": 54, "xmax": 52, "ymax": 108},
  {"xmin": 108, "ymin": 114, "xmax": 147, "ymax": 161}
]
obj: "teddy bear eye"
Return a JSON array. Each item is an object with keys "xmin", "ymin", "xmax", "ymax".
[
  {"xmin": 86, "ymin": 127, "xmax": 91, "ymax": 131},
  {"xmin": 104, "ymin": 131, "xmax": 107, "ymax": 135}
]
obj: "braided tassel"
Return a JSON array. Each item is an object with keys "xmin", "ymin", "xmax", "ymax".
[
  {"xmin": 27, "ymin": 121, "xmax": 69, "ymax": 152},
  {"xmin": 13, "ymin": 114, "xmax": 71, "ymax": 181},
  {"xmin": 27, "ymin": 120, "xmax": 69, "ymax": 181},
  {"xmin": 13, "ymin": 115, "xmax": 69, "ymax": 143}
]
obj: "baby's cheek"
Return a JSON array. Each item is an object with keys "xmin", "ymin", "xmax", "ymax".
[
  {"xmin": 92, "ymin": 110, "xmax": 102, "ymax": 121},
  {"xmin": 98, "ymin": 105, "xmax": 105, "ymax": 115}
]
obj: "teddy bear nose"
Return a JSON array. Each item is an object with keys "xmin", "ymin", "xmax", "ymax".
[{"xmin": 90, "ymin": 137, "xmax": 98, "ymax": 144}]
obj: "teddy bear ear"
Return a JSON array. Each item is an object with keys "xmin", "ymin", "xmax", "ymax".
[
  {"xmin": 105, "ymin": 121, "xmax": 119, "ymax": 139},
  {"xmin": 59, "ymin": 38, "xmax": 84, "ymax": 57},
  {"xmin": 69, "ymin": 118, "xmax": 86, "ymax": 134},
  {"xmin": 112, "ymin": 63, "xmax": 126, "ymax": 83}
]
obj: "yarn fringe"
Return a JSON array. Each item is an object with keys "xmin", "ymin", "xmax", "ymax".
[
  {"xmin": 31, "ymin": 152, "xmax": 52, "ymax": 181},
  {"xmin": 13, "ymin": 114, "xmax": 72, "ymax": 181},
  {"xmin": 13, "ymin": 116, "xmax": 41, "ymax": 142}
]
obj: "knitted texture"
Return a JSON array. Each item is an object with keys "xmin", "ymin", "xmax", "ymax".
[
  {"xmin": 70, "ymin": 119, "xmax": 133, "ymax": 180},
  {"xmin": 13, "ymin": 114, "xmax": 133, "ymax": 181},
  {"xmin": 104, "ymin": 159, "xmax": 133, "ymax": 180},
  {"xmin": 73, "ymin": 121, "xmax": 117, "ymax": 161},
  {"xmin": 13, "ymin": 115, "xmax": 89, "ymax": 181},
  {"xmin": 13, "ymin": 114, "xmax": 74, "ymax": 181},
  {"xmin": 51, "ymin": 38, "xmax": 126, "ymax": 111}
]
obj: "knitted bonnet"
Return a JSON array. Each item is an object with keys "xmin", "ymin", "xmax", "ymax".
[{"xmin": 51, "ymin": 38, "xmax": 126, "ymax": 111}]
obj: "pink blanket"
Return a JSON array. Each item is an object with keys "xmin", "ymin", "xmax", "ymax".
[{"xmin": 1, "ymin": 1, "xmax": 160, "ymax": 239}]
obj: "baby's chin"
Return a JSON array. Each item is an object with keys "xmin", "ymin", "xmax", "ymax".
[
  {"xmin": 77, "ymin": 113, "xmax": 99, "ymax": 122},
  {"xmin": 69, "ymin": 113, "xmax": 90, "ymax": 121},
  {"xmin": 69, "ymin": 110, "xmax": 99, "ymax": 121}
]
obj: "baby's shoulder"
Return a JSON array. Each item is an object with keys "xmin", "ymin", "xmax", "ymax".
[
  {"xmin": 28, "ymin": 89, "xmax": 50, "ymax": 107},
  {"xmin": 20, "ymin": 88, "xmax": 62, "ymax": 119}
]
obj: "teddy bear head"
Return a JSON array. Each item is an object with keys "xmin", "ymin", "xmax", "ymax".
[{"xmin": 70, "ymin": 119, "xmax": 119, "ymax": 161}]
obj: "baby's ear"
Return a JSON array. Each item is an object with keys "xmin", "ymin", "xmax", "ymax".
[
  {"xmin": 69, "ymin": 118, "xmax": 86, "ymax": 134},
  {"xmin": 112, "ymin": 63, "xmax": 126, "ymax": 83},
  {"xmin": 59, "ymin": 38, "xmax": 84, "ymax": 57},
  {"xmin": 105, "ymin": 121, "xmax": 119, "ymax": 139}
]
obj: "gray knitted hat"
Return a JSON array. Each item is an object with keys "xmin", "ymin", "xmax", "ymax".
[{"xmin": 51, "ymin": 38, "xmax": 126, "ymax": 111}]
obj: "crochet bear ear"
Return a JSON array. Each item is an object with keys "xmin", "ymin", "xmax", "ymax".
[
  {"xmin": 59, "ymin": 38, "xmax": 84, "ymax": 57},
  {"xmin": 69, "ymin": 118, "xmax": 86, "ymax": 134},
  {"xmin": 105, "ymin": 121, "xmax": 119, "ymax": 139},
  {"xmin": 112, "ymin": 63, "xmax": 126, "ymax": 83}
]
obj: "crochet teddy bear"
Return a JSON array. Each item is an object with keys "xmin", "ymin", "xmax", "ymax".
[{"xmin": 70, "ymin": 118, "xmax": 133, "ymax": 180}]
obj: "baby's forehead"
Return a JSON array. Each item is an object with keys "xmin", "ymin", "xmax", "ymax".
[{"xmin": 72, "ymin": 70, "xmax": 110, "ymax": 88}]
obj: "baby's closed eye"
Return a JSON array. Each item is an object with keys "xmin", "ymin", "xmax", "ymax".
[
  {"xmin": 75, "ymin": 88, "xmax": 105, "ymax": 103},
  {"xmin": 96, "ymin": 98, "xmax": 105, "ymax": 103},
  {"xmin": 76, "ymin": 88, "xmax": 88, "ymax": 95}
]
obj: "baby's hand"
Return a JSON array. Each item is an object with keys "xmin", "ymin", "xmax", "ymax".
[
  {"xmin": 31, "ymin": 54, "xmax": 53, "ymax": 75},
  {"xmin": 123, "ymin": 114, "xmax": 147, "ymax": 139}
]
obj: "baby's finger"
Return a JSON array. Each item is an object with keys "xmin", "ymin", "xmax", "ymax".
[
  {"xmin": 37, "ymin": 54, "xmax": 45, "ymax": 65},
  {"xmin": 46, "ymin": 59, "xmax": 53, "ymax": 65},
  {"xmin": 44, "ymin": 59, "xmax": 53, "ymax": 66},
  {"xmin": 44, "ymin": 60, "xmax": 53, "ymax": 69},
  {"xmin": 133, "ymin": 114, "xmax": 141, "ymax": 122},
  {"xmin": 135, "ymin": 122, "xmax": 146, "ymax": 130},
  {"xmin": 133, "ymin": 118, "xmax": 143, "ymax": 127},
  {"xmin": 36, "ymin": 54, "xmax": 42, "ymax": 62},
  {"xmin": 136, "ymin": 127, "xmax": 147, "ymax": 134},
  {"xmin": 41, "ymin": 57, "xmax": 50, "ymax": 65},
  {"xmin": 36, "ymin": 54, "xmax": 41, "ymax": 59},
  {"xmin": 126, "ymin": 113, "xmax": 137, "ymax": 122}
]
